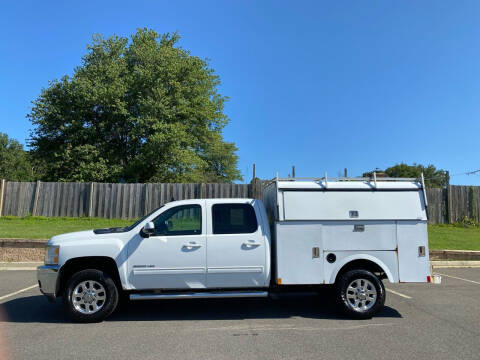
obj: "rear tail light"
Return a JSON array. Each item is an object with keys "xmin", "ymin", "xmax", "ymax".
[{"xmin": 428, "ymin": 275, "xmax": 442, "ymax": 284}]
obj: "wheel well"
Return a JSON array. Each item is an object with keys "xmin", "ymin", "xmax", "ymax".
[
  {"xmin": 335, "ymin": 259, "xmax": 387, "ymax": 283},
  {"xmin": 57, "ymin": 257, "xmax": 122, "ymax": 297}
]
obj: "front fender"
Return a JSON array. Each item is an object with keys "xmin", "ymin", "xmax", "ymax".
[{"xmin": 58, "ymin": 238, "xmax": 128, "ymax": 289}]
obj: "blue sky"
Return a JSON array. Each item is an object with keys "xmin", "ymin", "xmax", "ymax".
[{"xmin": 1, "ymin": 1, "xmax": 479, "ymax": 184}]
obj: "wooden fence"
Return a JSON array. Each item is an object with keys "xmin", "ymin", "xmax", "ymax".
[
  {"xmin": 0, "ymin": 180, "xmax": 259, "ymax": 219},
  {"xmin": 0, "ymin": 180, "xmax": 477, "ymax": 223},
  {"xmin": 426, "ymin": 186, "xmax": 480, "ymax": 224}
]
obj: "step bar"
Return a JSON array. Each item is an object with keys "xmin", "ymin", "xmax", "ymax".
[{"xmin": 130, "ymin": 291, "xmax": 268, "ymax": 301}]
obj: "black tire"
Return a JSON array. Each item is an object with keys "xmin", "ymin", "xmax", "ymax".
[
  {"xmin": 336, "ymin": 269, "xmax": 385, "ymax": 319},
  {"xmin": 63, "ymin": 269, "xmax": 119, "ymax": 323}
]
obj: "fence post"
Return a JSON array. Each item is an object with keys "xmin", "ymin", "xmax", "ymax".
[
  {"xmin": 447, "ymin": 185, "xmax": 453, "ymax": 224},
  {"xmin": 252, "ymin": 178, "xmax": 263, "ymax": 200},
  {"xmin": 0, "ymin": 179, "xmax": 4, "ymax": 217},
  {"xmin": 143, "ymin": 184, "xmax": 149, "ymax": 215},
  {"xmin": 201, "ymin": 183, "xmax": 206, "ymax": 199},
  {"xmin": 469, "ymin": 187, "xmax": 478, "ymax": 222},
  {"xmin": 444, "ymin": 171, "xmax": 450, "ymax": 224},
  {"xmin": 32, "ymin": 180, "xmax": 41, "ymax": 216},
  {"xmin": 88, "ymin": 182, "xmax": 95, "ymax": 217}
]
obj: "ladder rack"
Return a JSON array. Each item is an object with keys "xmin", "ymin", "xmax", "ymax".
[{"xmin": 272, "ymin": 171, "xmax": 425, "ymax": 188}]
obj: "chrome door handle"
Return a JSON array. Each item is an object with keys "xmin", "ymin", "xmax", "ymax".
[
  {"xmin": 243, "ymin": 241, "xmax": 261, "ymax": 248},
  {"xmin": 183, "ymin": 242, "xmax": 202, "ymax": 249}
]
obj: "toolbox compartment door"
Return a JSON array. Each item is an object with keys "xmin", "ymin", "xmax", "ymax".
[
  {"xmin": 322, "ymin": 221, "xmax": 397, "ymax": 251},
  {"xmin": 397, "ymin": 221, "xmax": 430, "ymax": 282},
  {"xmin": 275, "ymin": 221, "xmax": 323, "ymax": 285}
]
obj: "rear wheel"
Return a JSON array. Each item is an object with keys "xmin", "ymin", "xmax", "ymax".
[
  {"xmin": 63, "ymin": 269, "xmax": 119, "ymax": 323},
  {"xmin": 336, "ymin": 269, "xmax": 385, "ymax": 319}
]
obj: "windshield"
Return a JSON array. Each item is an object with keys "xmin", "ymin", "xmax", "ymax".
[
  {"xmin": 125, "ymin": 205, "xmax": 164, "ymax": 231},
  {"xmin": 93, "ymin": 205, "xmax": 164, "ymax": 235}
]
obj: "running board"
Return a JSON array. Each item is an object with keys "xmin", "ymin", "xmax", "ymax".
[{"xmin": 130, "ymin": 291, "xmax": 268, "ymax": 301}]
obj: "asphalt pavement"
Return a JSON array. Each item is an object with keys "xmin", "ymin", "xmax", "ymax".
[{"xmin": 0, "ymin": 268, "xmax": 479, "ymax": 360}]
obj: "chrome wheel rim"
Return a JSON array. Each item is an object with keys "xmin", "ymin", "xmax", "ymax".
[
  {"xmin": 346, "ymin": 278, "xmax": 377, "ymax": 312},
  {"xmin": 72, "ymin": 280, "xmax": 106, "ymax": 314}
]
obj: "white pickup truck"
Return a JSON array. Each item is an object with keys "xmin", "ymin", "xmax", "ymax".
[{"xmin": 38, "ymin": 176, "xmax": 437, "ymax": 322}]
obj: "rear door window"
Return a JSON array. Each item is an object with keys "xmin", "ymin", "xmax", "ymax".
[{"xmin": 212, "ymin": 204, "xmax": 258, "ymax": 234}]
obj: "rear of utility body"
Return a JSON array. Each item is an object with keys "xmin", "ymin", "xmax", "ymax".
[{"xmin": 263, "ymin": 178, "xmax": 431, "ymax": 287}]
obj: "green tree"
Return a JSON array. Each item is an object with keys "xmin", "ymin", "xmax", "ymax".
[
  {"xmin": 363, "ymin": 163, "xmax": 448, "ymax": 188},
  {"xmin": 28, "ymin": 29, "xmax": 242, "ymax": 183},
  {"xmin": 0, "ymin": 132, "xmax": 35, "ymax": 181}
]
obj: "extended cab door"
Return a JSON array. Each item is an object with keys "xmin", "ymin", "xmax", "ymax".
[
  {"xmin": 127, "ymin": 202, "xmax": 206, "ymax": 289},
  {"xmin": 205, "ymin": 200, "xmax": 267, "ymax": 288}
]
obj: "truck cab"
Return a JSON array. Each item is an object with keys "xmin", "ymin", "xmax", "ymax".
[
  {"xmin": 38, "ymin": 199, "xmax": 272, "ymax": 322},
  {"xmin": 125, "ymin": 199, "xmax": 271, "ymax": 290}
]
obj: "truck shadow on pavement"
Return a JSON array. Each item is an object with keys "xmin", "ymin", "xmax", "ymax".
[{"xmin": 0, "ymin": 291, "xmax": 401, "ymax": 323}]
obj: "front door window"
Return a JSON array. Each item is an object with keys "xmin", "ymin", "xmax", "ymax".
[{"xmin": 153, "ymin": 205, "xmax": 202, "ymax": 236}]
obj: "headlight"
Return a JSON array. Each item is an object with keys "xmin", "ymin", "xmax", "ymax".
[{"xmin": 44, "ymin": 245, "xmax": 60, "ymax": 265}]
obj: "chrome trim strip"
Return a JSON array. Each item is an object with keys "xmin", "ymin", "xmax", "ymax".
[
  {"xmin": 133, "ymin": 267, "xmax": 206, "ymax": 275},
  {"xmin": 130, "ymin": 291, "xmax": 268, "ymax": 301},
  {"xmin": 207, "ymin": 266, "xmax": 264, "ymax": 274}
]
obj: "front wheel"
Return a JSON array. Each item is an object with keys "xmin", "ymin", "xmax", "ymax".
[
  {"xmin": 336, "ymin": 269, "xmax": 385, "ymax": 319},
  {"xmin": 63, "ymin": 269, "xmax": 119, "ymax": 323}
]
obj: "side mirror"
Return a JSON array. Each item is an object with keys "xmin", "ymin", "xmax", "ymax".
[{"xmin": 141, "ymin": 222, "xmax": 155, "ymax": 237}]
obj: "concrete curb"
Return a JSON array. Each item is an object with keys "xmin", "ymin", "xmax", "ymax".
[
  {"xmin": 431, "ymin": 260, "xmax": 480, "ymax": 268},
  {"xmin": 0, "ymin": 262, "xmax": 43, "ymax": 270}
]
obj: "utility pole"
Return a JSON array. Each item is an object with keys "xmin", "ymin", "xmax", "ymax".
[
  {"xmin": 252, "ymin": 163, "xmax": 256, "ymax": 182},
  {"xmin": 446, "ymin": 171, "xmax": 452, "ymax": 224}
]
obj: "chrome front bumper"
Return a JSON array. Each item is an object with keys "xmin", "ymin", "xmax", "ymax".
[{"xmin": 37, "ymin": 265, "xmax": 61, "ymax": 302}]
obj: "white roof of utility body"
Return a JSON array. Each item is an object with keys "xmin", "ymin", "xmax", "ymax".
[
  {"xmin": 276, "ymin": 179, "xmax": 423, "ymax": 191},
  {"xmin": 264, "ymin": 177, "xmax": 427, "ymax": 221}
]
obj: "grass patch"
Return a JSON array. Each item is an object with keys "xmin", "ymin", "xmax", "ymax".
[
  {"xmin": 0, "ymin": 216, "xmax": 132, "ymax": 239},
  {"xmin": 428, "ymin": 224, "xmax": 480, "ymax": 251}
]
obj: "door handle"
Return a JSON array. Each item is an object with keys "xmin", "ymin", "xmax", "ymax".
[
  {"xmin": 183, "ymin": 242, "xmax": 202, "ymax": 250},
  {"xmin": 242, "ymin": 241, "xmax": 261, "ymax": 248}
]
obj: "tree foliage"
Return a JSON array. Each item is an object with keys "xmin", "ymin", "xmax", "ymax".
[
  {"xmin": 28, "ymin": 29, "xmax": 242, "ymax": 183},
  {"xmin": 0, "ymin": 132, "xmax": 35, "ymax": 181},
  {"xmin": 363, "ymin": 163, "xmax": 448, "ymax": 188}
]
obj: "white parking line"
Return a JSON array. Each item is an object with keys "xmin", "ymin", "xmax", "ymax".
[
  {"xmin": 0, "ymin": 284, "xmax": 38, "ymax": 302},
  {"xmin": 436, "ymin": 273, "xmax": 480, "ymax": 285},
  {"xmin": 386, "ymin": 288, "xmax": 412, "ymax": 299}
]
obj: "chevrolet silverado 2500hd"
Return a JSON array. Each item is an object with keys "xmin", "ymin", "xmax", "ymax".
[{"xmin": 38, "ymin": 176, "xmax": 436, "ymax": 322}]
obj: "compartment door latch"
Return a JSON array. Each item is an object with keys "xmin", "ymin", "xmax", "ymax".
[{"xmin": 418, "ymin": 246, "xmax": 426, "ymax": 257}]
